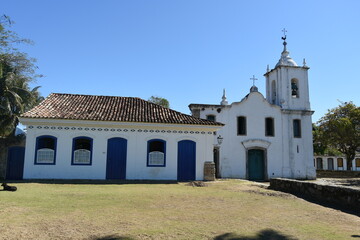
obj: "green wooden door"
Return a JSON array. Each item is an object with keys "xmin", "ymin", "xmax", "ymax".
[{"xmin": 248, "ymin": 149, "xmax": 265, "ymax": 181}]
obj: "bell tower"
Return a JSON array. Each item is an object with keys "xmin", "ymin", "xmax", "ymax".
[
  {"xmin": 264, "ymin": 29, "xmax": 315, "ymax": 179},
  {"xmin": 264, "ymin": 30, "xmax": 310, "ymax": 111}
]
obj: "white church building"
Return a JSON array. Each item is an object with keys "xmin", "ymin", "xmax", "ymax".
[{"xmin": 189, "ymin": 37, "xmax": 316, "ymax": 180}]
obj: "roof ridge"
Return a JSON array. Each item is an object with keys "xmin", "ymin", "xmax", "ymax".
[
  {"xmin": 21, "ymin": 93, "xmax": 224, "ymax": 126},
  {"xmin": 51, "ymin": 92, "xmax": 142, "ymax": 100}
]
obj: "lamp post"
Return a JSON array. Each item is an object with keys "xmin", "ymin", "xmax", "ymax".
[
  {"xmin": 214, "ymin": 135, "xmax": 223, "ymax": 179},
  {"xmin": 217, "ymin": 135, "xmax": 223, "ymax": 146}
]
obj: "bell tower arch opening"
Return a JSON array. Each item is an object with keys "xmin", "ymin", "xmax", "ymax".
[
  {"xmin": 271, "ymin": 80, "xmax": 277, "ymax": 104},
  {"xmin": 291, "ymin": 78, "xmax": 299, "ymax": 98}
]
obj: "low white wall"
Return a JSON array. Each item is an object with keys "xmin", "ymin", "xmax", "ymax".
[{"xmin": 314, "ymin": 156, "xmax": 360, "ymax": 171}]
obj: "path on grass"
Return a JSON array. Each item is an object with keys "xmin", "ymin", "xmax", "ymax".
[{"xmin": 312, "ymin": 178, "xmax": 360, "ymax": 190}]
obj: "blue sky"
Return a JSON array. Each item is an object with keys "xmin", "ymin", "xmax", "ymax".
[{"xmin": 3, "ymin": 0, "xmax": 360, "ymax": 122}]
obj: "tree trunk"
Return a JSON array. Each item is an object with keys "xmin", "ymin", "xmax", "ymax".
[
  {"xmin": 0, "ymin": 140, "xmax": 8, "ymax": 181},
  {"xmin": 346, "ymin": 158, "xmax": 353, "ymax": 171}
]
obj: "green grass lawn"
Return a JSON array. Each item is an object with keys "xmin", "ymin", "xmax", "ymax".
[{"xmin": 0, "ymin": 180, "xmax": 359, "ymax": 240}]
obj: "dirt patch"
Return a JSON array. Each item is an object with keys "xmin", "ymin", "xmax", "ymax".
[
  {"xmin": 242, "ymin": 189, "xmax": 294, "ymax": 198},
  {"xmin": 186, "ymin": 181, "xmax": 208, "ymax": 187},
  {"xmin": 217, "ymin": 180, "xmax": 294, "ymax": 198}
]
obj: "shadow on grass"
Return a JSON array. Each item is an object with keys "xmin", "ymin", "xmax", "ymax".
[
  {"xmin": 352, "ymin": 235, "xmax": 360, "ymax": 238},
  {"xmin": 91, "ymin": 235, "xmax": 135, "ymax": 240},
  {"xmin": 214, "ymin": 229, "xmax": 298, "ymax": 240}
]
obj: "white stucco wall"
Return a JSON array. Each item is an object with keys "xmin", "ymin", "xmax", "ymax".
[
  {"xmin": 198, "ymin": 91, "xmax": 316, "ymax": 180},
  {"xmin": 20, "ymin": 119, "xmax": 219, "ymax": 180}
]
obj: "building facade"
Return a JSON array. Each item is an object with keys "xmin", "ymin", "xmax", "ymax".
[
  {"xmin": 189, "ymin": 38, "xmax": 316, "ymax": 180},
  {"xmin": 20, "ymin": 94, "xmax": 222, "ymax": 180}
]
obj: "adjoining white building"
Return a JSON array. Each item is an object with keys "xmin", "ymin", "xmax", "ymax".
[
  {"xmin": 189, "ymin": 37, "xmax": 316, "ymax": 180},
  {"xmin": 314, "ymin": 156, "xmax": 360, "ymax": 171},
  {"xmin": 20, "ymin": 94, "xmax": 222, "ymax": 180}
]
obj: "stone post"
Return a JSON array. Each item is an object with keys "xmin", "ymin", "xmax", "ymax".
[{"xmin": 204, "ymin": 161, "xmax": 215, "ymax": 181}]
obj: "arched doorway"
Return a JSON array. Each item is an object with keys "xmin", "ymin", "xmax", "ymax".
[{"xmin": 247, "ymin": 149, "xmax": 265, "ymax": 181}]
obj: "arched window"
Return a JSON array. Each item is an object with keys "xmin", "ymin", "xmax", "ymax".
[
  {"xmin": 271, "ymin": 80, "xmax": 276, "ymax": 104},
  {"xmin": 72, "ymin": 137, "xmax": 93, "ymax": 165},
  {"xmin": 291, "ymin": 79, "xmax": 299, "ymax": 98},
  {"xmin": 35, "ymin": 135, "xmax": 57, "ymax": 164},
  {"xmin": 147, "ymin": 139, "xmax": 166, "ymax": 167}
]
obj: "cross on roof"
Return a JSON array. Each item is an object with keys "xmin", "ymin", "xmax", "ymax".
[
  {"xmin": 250, "ymin": 75, "xmax": 258, "ymax": 86},
  {"xmin": 282, "ymin": 28, "xmax": 287, "ymax": 38}
]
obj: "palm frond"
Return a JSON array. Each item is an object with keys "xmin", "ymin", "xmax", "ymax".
[{"xmin": 0, "ymin": 114, "xmax": 17, "ymax": 136}]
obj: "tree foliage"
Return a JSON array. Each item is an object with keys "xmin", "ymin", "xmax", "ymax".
[
  {"xmin": 0, "ymin": 15, "xmax": 33, "ymax": 51},
  {"xmin": 312, "ymin": 123, "xmax": 327, "ymax": 155},
  {"xmin": 312, "ymin": 123, "xmax": 341, "ymax": 156},
  {"xmin": 317, "ymin": 102, "xmax": 360, "ymax": 170},
  {"xmin": 0, "ymin": 15, "xmax": 43, "ymax": 137},
  {"xmin": 148, "ymin": 96, "xmax": 170, "ymax": 108},
  {"xmin": 0, "ymin": 15, "xmax": 43, "ymax": 181}
]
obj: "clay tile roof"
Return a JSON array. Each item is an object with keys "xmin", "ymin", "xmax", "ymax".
[{"xmin": 21, "ymin": 93, "xmax": 224, "ymax": 126}]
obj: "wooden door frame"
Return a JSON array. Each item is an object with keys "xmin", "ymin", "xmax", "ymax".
[
  {"xmin": 246, "ymin": 147, "xmax": 267, "ymax": 181},
  {"xmin": 213, "ymin": 147, "xmax": 221, "ymax": 178}
]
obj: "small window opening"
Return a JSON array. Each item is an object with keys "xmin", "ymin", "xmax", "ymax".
[
  {"xmin": 206, "ymin": 115, "xmax": 216, "ymax": 122},
  {"xmin": 265, "ymin": 117, "xmax": 274, "ymax": 137},
  {"xmin": 237, "ymin": 116, "xmax": 247, "ymax": 135},
  {"xmin": 293, "ymin": 119, "xmax": 301, "ymax": 138}
]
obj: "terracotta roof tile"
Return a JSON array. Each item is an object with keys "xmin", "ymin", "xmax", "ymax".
[{"xmin": 21, "ymin": 93, "xmax": 223, "ymax": 126}]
